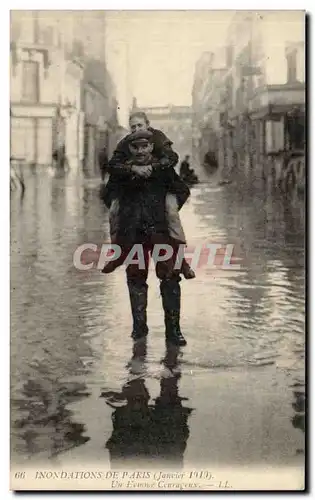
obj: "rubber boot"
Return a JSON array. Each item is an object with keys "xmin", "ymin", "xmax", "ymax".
[
  {"xmin": 127, "ymin": 278, "xmax": 149, "ymax": 341},
  {"xmin": 160, "ymin": 277, "xmax": 187, "ymax": 346}
]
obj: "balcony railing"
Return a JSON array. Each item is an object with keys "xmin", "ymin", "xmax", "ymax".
[{"xmin": 249, "ymin": 82, "xmax": 305, "ymax": 113}]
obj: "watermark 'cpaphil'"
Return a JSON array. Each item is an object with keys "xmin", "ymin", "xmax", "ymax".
[{"xmin": 73, "ymin": 243, "xmax": 242, "ymax": 271}]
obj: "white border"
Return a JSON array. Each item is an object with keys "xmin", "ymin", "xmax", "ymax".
[
  {"xmin": 3, "ymin": 2, "xmax": 314, "ymax": 9},
  {"xmin": 3, "ymin": 2, "xmax": 312, "ymax": 498}
]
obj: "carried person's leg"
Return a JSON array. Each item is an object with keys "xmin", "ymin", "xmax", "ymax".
[
  {"xmin": 165, "ymin": 193, "xmax": 195, "ymax": 280},
  {"xmin": 165, "ymin": 193, "xmax": 186, "ymax": 243},
  {"xmin": 109, "ymin": 198, "xmax": 119, "ymax": 244},
  {"xmin": 102, "ymin": 199, "xmax": 124, "ymax": 274}
]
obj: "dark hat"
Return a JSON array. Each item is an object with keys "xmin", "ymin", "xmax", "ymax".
[{"xmin": 127, "ymin": 129, "xmax": 153, "ymax": 145}]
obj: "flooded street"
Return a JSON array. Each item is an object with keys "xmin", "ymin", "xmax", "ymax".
[{"xmin": 10, "ymin": 171, "xmax": 305, "ymax": 472}]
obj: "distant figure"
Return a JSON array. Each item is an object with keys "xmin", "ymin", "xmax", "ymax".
[
  {"xmin": 98, "ymin": 146, "xmax": 109, "ymax": 182},
  {"xmin": 179, "ymin": 155, "xmax": 191, "ymax": 177},
  {"xmin": 52, "ymin": 144, "xmax": 68, "ymax": 172},
  {"xmin": 203, "ymin": 150, "xmax": 218, "ymax": 173},
  {"xmin": 179, "ymin": 155, "xmax": 198, "ymax": 185}
]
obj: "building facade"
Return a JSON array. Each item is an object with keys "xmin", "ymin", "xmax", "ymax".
[
  {"xmin": 220, "ymin": 11, "xmax": 305, "ymax": 192},
  {"xmin": 10, "ymin": 10, "xmax": 118, "ymax": 173},
  {"xmin": 192, "ymin": 48, "xmax": 228, "ymax": 169},
  {"xmin": 191, "ymin": 11, "xmax": 305, "ymax": 195}
]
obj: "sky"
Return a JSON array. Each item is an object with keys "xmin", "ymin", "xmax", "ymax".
[
  {"xmin": 104, "ymin": 10, "xmax": 305, "ymax": 127},
  {"xmin": 105, "ymin": 11, "xmax": 234, "ymax": 126}
]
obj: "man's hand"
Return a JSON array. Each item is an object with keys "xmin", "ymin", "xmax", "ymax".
[{"xmin": 131, "ymin": 164, "xmax": 153, "ymax": 178}]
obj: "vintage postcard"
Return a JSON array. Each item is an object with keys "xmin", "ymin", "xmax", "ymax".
[{"xmin": 10, "ymin": 9, "xmax": 305, "ymax": 491}]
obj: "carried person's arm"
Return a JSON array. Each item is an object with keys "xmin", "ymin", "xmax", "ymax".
[
  {"xmin": 107, "ymin": 138, "xmax": 136, "ymax": 178},
  {"xmin": 154, "ymin": 160, "xmax": 190, "ymax": 210},
  {"xmin": 152, "ymin": 130, "xmax": 179, "ymax": 169}
]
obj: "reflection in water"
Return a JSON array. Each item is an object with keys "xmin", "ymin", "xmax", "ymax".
[
  {"xmin": 191, "ymin": 185, "xmax": 305, "ymax": 368},
  {"xmin": 11, "ymin": 173, "xmax": 305, "ymax": 466},
  {"xmin": 102, "ymin": 341, "xmax": 192, "ymax": 469},
  {"xmin": 291, "ymin": 381, "xmax": 305, "ymax": 456},
  {"xmin": 11, "ymin": 377, "xmax": 90, "ymax": 460},
  {"xmin": 292, "ymin": 391, "xmax": 305, "ymax": 432}
]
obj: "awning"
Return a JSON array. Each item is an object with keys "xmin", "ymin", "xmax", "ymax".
[{"xmin": 249, "ymin": 103, "xmax": 305, "ymax": 120}]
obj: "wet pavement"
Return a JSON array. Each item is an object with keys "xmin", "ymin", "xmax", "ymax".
[{"xmin": 10, "ymin": 170, "xmax": 305, "ymax": 471}]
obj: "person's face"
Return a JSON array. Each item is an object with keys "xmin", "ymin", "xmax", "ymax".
[
  {"xmin": 129, "ymin": 116, "xmax": 148, "ymax": 133},
  {"xmin": 128, "ymin": 142, "xmax": 153, "ymax": 163}
]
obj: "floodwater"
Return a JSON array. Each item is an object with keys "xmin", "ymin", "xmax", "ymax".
[{"xmin": 10, "ymin": 169, "xmax": 305, "ymax": 477}]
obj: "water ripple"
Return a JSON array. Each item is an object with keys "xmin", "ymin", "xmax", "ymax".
[{"xmin": 10, "ymin": 175, "xmax": 305, "ymax": 467}]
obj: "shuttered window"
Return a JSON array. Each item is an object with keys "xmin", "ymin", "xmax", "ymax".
[{"xmin": 22, "ymin": 60, "xmax": 39, "ymax": 103}]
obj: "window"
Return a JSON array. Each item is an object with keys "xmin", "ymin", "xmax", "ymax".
[
  {"xmin": 235, "ymin": 87, "xmax": 243, "ymax": 110},
  {"xmin": 265, "ymin": 119, "xmax": 284, "ymax": 153},
  {"xmin": 37, "ymin": 26, "xmax": 54, "ymax": 46},
  {"xmin": 16, "ymin": 12, "xmax": 35, "ymax": 44},
  {"xmin": 287, "ymin": 115, "xmax": 305, "ymax": 151},
  {"xmin": 22, "ymin": 60, "xmax": 40, "ymax": 103},
  {"xmin": 37, "ymin": 118, "xmax": 53, "ymax": 165},
  {"xmin": 286, "ymin": 49, "xmax": 297, "ymax": 83},
  {"xmin": 226, "ymin": 45, "xmax": 233, "ymax": 67},
  {"xmin": 72, "ymin": 40, "xmax": 84, "ymax": 58},
  {"xmin": 10, "ymin": 19, "xmax": 20, "ymax": 42}
]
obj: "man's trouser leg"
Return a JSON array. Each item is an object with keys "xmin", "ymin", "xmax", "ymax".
[
  {"xmin": 126, "ymin": 246, "xmax": 150, "ymax": 341},
  {"xmin": 155, "ymin": 242, "xmax": 187, "ymax": 346}
]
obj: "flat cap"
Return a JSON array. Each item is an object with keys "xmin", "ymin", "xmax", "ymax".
[{"xmin": 127, "ymin": 129, "xmax": 153, "ymax": 145}]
